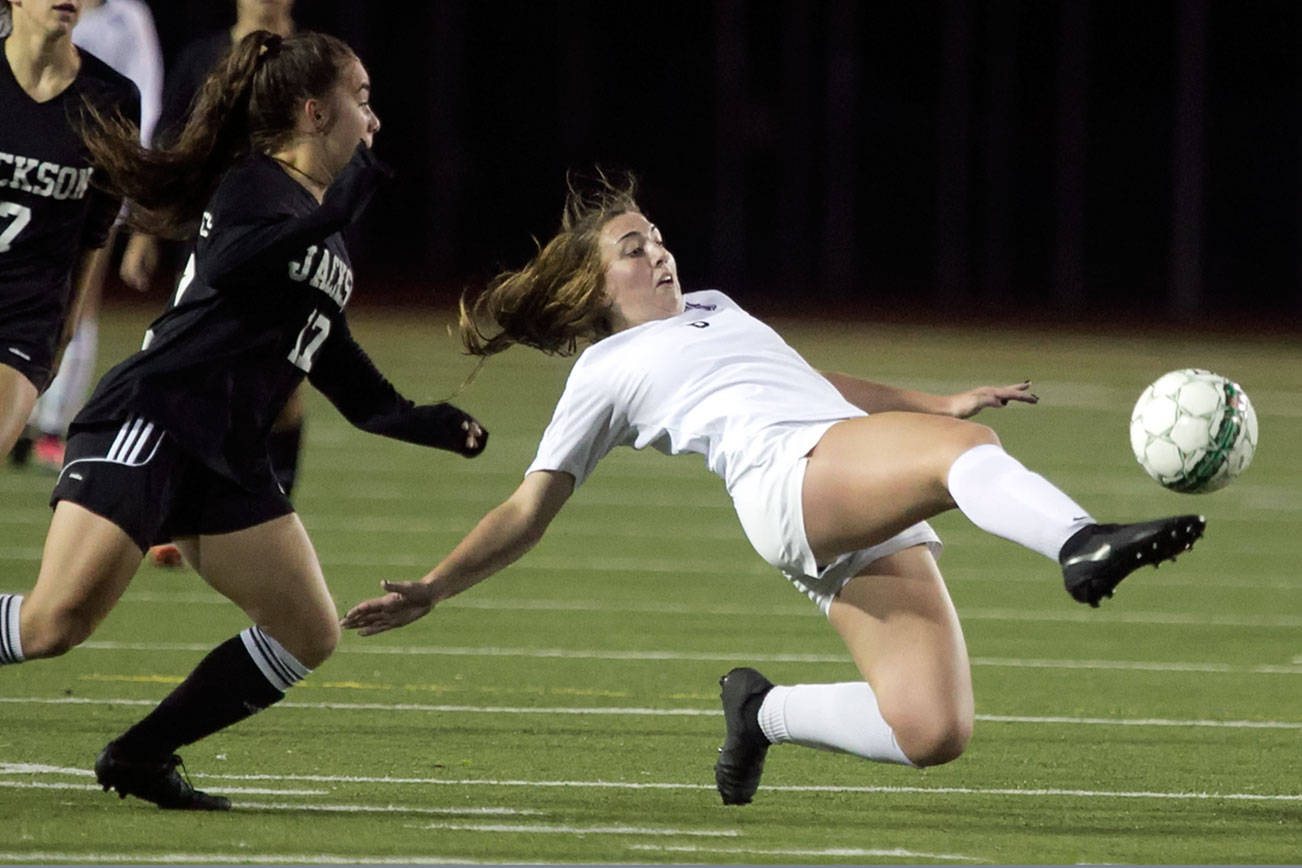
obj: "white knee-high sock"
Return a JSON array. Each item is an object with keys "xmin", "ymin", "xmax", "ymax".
[
  {"xmin": 947, "ymin": 443, "xmax": 1094, "ymax": 560},
  {"xmin": 0, "ymin": 594, "xmax": 24, "ymax": 664},
  {"xmin": 757, "ymin": 682, "xmax": 915, "ymax": 766},
  {"xmin": 32, "ymin": 318, "xmax": 98, "ymax": 436}
]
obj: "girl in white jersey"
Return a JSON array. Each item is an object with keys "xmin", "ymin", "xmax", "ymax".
[{"xmin": 342, "ymin": 176, "xmax": 1205, "ymax": 805}]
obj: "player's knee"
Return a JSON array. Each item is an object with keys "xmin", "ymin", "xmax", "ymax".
[
  {"xmin": 294, "ymin": 617, "xmax": 340, "ymax": 669},
  {"xmin": 20, "ymin": 604, "xmax": 96, "ymax": 659},
  {"xmin": 893, "ymin": 708, "xmax": 972, "ymax": 768},
  {"xmin": 957, "ymin": 419, "xmax": 1000, "ymax": 451}
]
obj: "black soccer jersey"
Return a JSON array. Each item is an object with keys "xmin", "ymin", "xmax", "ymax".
[
  {"xmin": 74, "ymin": 146, "xmax": 483, "ymax": 489},
  {"xmin": 0, "ymin": 43, "xmax": 139, "ymax": 347}
]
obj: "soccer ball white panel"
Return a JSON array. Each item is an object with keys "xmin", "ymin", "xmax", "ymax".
[{"xmin": 1129, "ymin": 368, "xmax": 1258, "ymax": 493}]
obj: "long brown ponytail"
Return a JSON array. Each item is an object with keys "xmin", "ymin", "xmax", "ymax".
[
  {"xmin": 80, "ymin": 30, "xmax": 355, "ymax": 238},
  {"xmin": 459, "ymin": 172, "xmax": 642, "ymax": 357}
]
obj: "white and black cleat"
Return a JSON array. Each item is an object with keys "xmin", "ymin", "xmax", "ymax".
[{"xmin": 1059, "ymin": 515, "xmax": 1205, "ymax": 606}]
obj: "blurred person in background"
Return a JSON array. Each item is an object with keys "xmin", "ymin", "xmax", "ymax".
[
  {"xmin": 0, "ymin": 0, "xmax": 139, "ymax": 461},
  {"xmin": 342, "ymin": 174, "xmax": 1205, "ymax": 806},
  {"xmin": 0, "ymin": 29, "xmax": 486, "ymax": 811},
  {"xmin": 10, "ymin": 0, "xmax": 163, "ymax": 472}
]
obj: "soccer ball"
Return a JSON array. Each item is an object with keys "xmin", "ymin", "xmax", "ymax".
[{"xmin": 1129, "ymin": 369, "xmax": 1258, "ymax": 493}]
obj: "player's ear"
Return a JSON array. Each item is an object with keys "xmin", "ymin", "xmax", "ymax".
[{"xmin": 302, "ymin": 97, "xmax": 328, "ymax": 133}]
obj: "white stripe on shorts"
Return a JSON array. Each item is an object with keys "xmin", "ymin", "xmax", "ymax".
[{"xmin": 103, "ymin": 416, "xmax": 162, "ymax": 466}]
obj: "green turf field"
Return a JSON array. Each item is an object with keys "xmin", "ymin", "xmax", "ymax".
[{"xmin": 1, "ymin": 304, "xmax": 1299, "ymax": 865}]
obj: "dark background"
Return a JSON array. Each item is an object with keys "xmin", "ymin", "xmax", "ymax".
[{"xmin": 140, "ymin": 0, "xmax": 1302, "ymax": 327}]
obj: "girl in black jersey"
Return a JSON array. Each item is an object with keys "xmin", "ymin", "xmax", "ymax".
[
  {"xmin": 0, "ymin": 29, "xmax": 487, "ymax": 811},
  {"xmin": 0, "ymin": 0, "xmax": 139, "ymax": 458}
]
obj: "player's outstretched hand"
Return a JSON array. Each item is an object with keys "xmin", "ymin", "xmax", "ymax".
[
  {"xmin": 948, "ymin": 380, "xmax": 1038, "ymax": 418},
  {"xmin": 341, "ymin": 581, "xmax": 437, "ymax": 636}
]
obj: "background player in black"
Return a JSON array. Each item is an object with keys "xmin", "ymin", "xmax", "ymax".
[
  {"xmin": 0, "ymin": 29, "xmax": 488, "ymax": 811},
  {"xmin": 9, "ymin": 0, "xmax": 165, "ymax": 473},
  {"xmin": 0, "ymin": 0, "xmax": 139, "ymax": 458}
]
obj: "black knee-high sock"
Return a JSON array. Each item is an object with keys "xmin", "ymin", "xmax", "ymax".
[
  {"xmin": 111, "ymin": 629, "xmax": 304, "ymax": 759},
  {"xmin": 267, "ymin": 423, "xmax": 303, "ymax": 498}
]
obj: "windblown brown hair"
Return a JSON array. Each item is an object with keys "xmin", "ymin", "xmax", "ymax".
[
  {"xmin": 459, "ymin": 172, "xmax": 642, "ymax": 357},
  {"xmin": 79, "ymin": 30, "xmax": 355, "ymax": 238}
]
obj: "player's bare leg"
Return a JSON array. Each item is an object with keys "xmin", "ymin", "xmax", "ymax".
[
  {"xmin": 96, "ymin": 514, "xmax": 336, "ymax": 810},
  {"xmin": 801, "ymin": 412, "xmax": 997, "ymax": 558},
  {"xmin": 715, "ymin": 546, "xmax": 971, "ymax": 805},
  {"xmin": 0, "ymin": 363, "xmax": 39, "ymax": 460},
  {"xmin": 826, "ymin": 547, "xmax": 973, "ymax": 766},
  {"xmin": 12, "ymin": 501, "xmax": 142, "ymax": 659},
  {"xmin": 805, "ymin": 413, "xmax": 1203, "ymax": 605},
  {"xmin": 179, "ymin": 512, "xmax": 338, "ymax": 668}
]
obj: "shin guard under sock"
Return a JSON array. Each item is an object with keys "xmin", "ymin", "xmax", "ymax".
[
  {"xmin": 111, "ymin": 627, "xmax": 308, "ymax": 758},
  {"xmin": 757, "ymin": 682, "xmax": 915, "ymax": 766},
  {"xmin": 947, "ymin": 443, "xmax": 1094, "ymax": 560}
]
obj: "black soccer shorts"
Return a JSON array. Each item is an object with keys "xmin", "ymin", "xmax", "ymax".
[
  {"xmin": 50, "ymin": 415, "xmax": 293, "ymax": 552},
  {"xmin": 0, "ymin": 313, "xmax": 58, "ymax": 392}
]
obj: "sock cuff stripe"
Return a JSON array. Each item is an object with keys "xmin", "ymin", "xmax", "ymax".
[
  {"xmin": 239, "ymin": 626, "xmax": 309, "ymax": 692},
  {"xmin": 0, "ymin": 594, "xmax": 22, "ymax": 664}
]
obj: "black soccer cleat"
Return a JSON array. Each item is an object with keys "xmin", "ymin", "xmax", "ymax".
[
  {"xmin": 94, "ymin": 744, "xmax": 231, "ymax": 811},
  {"xmin": 1059, "ymin": 515, "xmax": 1205, "ymax": 607},
  {"xmin": 714, "ymin": 667, "xmax": 774, "ymax": 806}
]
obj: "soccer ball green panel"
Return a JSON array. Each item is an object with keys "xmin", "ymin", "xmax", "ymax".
[{"xmin": 1129, "ymin": 368, "xmax": 1258, "ymax": 493}]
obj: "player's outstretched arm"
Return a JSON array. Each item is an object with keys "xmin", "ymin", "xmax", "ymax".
[
  {"xmin": 822, "ymin": 372, "xmax": 1038, "ymax": 418},
  {"xmin": 341, "ymin": 469, "xmax": 574, "ymax": 636}
]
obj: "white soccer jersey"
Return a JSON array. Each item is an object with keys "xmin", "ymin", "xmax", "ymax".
[
  {"xmin": 73, "ymin": 0, "xmax": 164, "ymax": 145},
  {"xmin": 526, "ymin": 290, "xmax": 866, "ymax": 492}
]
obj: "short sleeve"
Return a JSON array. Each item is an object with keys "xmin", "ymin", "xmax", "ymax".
[{"xmin": 525, "ymin": 362, "xmax": 630, "ymax": 489}]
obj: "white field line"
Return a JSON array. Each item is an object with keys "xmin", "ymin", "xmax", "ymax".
[
  {"xmin": 5, "ymin": 761, "xmax": 1299, "ymax": 804},
  {"xmin": 627, "ymin": 843, "xmax": 990, "ymax": 863},
  {"xmin": 0, "ymin": 779, "xmax": 327, "ymax": 796},
  {"xmin": 239, "ymin": 801, "xmax": 544, "ymax": 816},
  {"xmin": 405, "ymin": 821, "xmax": 734, "ymax": 837},
  {"xmin": 67, "ymin": 640, "xmax": 1302, "ymax": 675},
  {"xmin": 2, "ymin": 698, "xmax": 1297, "ymax": 731},
  {"xmin": 0, "ymin": 853, "xmax": 518, "ymax": 866},
  {"xmin": 100, "ymin": 591, "xmax": 1302, "ymax": 629}
]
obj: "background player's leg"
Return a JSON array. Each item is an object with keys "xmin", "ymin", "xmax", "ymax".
[
  {"xmin": 28, "ymin": 317, "xmax": 98, "ymax": 468},
  {"xmin": 0, "ymin": 363, "xmax": 39, "ymax": 459}
]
